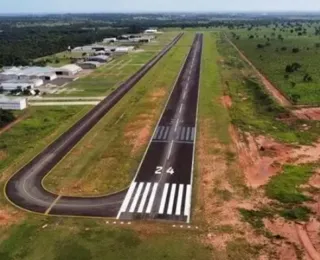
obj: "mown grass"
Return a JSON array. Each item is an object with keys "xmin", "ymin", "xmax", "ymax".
[
  {"xmin": 43, "ymin": 32, "xmax": 195, "ymax": 196},
  {"xmin": 0, "ymin": 219, "xmax": 211, "ymax": 260},
  {"xmin": 0, "ymin": 106, "xmax": 91, "ymax": 173},
  {"xmin": 229, "ymin": 25, "xmax": 320, "ymax": 105},
  {"xmin": 54, "ymin": 32, "xmax": 179, "ymax": 97},
  {"xmin": 218, "ymin": 35, "xmax": 320, "ymax": 145}
]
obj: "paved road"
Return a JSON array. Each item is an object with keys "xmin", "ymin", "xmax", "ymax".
[
  {"xmin": 117, "ymin": 33, "xmax": 203, "ymax": 223},
  {"xmin": 29, "ymin": 101, "xmax": 100, "ymax": 106},
  {"xmin": 5, "ymin": 33, "xmax": 183, "ymax": 218}
]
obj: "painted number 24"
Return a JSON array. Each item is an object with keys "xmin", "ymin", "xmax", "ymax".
[{"xmin": 155, "ymin": 166, "xmax": 174, "ymax": 175}]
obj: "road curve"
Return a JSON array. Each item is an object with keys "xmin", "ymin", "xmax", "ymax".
[{"xmin": 5, "ymin": 33, "xmax": 183, "ymax": 218}]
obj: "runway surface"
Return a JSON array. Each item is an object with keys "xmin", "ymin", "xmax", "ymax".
[
  {"xmin": 117, "ymin": 33, "xmax": 203, "ymax": 223},
  {"xmin": 4, "ymin": 33, "xmax": 183, "ymax": 218}
]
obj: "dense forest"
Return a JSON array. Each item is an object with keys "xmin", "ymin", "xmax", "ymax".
[
  {"xmin": 0, "ymin": 24, "xmax": 142, "ymax": 66},
  {"xmin": 1, "ymin": 13, "xmax": 320, "ymax": 67}
]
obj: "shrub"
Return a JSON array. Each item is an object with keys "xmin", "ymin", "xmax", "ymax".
[{"xmin": 292, "ymin": 47, "xmax": 300, "ymax": 53}]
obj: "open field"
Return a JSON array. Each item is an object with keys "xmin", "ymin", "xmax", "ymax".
[
  {"xmin": 229, "ymin": 23, "xmax": 320, "ymax": 105},
  {"xmin": 43, "ymin": 32, "xmax": 194, "ymax": 196},
  {"xmin": 215, "ymin": 30, "xmax": 320, "ymax": 259},
  {"xmin": 0, "ymin": 218, "xmax": 210, "ymax": 260},
  {"xmin": 0, "ymin": 106, "xmax": 91, "ymax": 174}
]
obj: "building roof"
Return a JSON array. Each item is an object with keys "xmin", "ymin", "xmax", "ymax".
[
  {"xmin": 58, "ymin": 64, "xmax": 82, "ymax": 72},
  {"xmin": 88, "ymin": 55, "xmax": 110, "ymax": 60},
  {"xmin": 0, "ymin": 66, "xmax": 56, "ymax": 77},
  {"xmin": 2, "ymin": 78, "xmax": 42, "ymax": 84},
  {"xmin": 78, "ymin": 61, "xmax": 101, "ymax": 66}
]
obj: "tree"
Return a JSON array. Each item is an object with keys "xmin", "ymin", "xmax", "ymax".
[
  {"xmin": 0, "ymin": 109, "xmax": 15, "ymax": 128},
  {"xmin": 292, "ymin": 48, "xmax": 300, "ymax": 53},
  {"xmin": 257, "ymin": 43, "xmax": 264, "ymax": 49}
]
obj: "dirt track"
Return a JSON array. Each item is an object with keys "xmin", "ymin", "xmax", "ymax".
[{"xmin": 224, "ymin": 35, "xmax": 292, "ymax": 107}]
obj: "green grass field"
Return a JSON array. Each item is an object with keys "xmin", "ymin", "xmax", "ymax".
[
  {"xmin": 43, "ymin": 32, "xmax": 194, "ymax": 196},
  {"xmin": 218, "ymin": 34, "xmax": 320, "ymax": 145},
  {"xmin": 0, "ymin": 218, "xmax": 211, "ymax": 260},
  {"xmin": 0, "ymin": 106, "xmax": 91, "ymax": 174},
  {"xmin": 229, "ymin": 24, "xmax": 320, "ymax": 105}
]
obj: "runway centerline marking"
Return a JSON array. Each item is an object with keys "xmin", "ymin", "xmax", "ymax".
[
  {"xmin": 167, "ymin": 140, "xmax": 174, "ymax": 159},
  {"xmin": 174, "ymin": 119, "xmax": 179, "ymax": 132},
  {"xmin": 179, "ymin": 104, "xmax": 183, "ymax": 114}
]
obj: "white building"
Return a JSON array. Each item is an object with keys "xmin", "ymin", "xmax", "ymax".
[
  {"xmin": 144, "ymin": 29, "xmax": 158, "ymax": 34},
  {"xmin": 0, "ymin": 80, "xmax": 35, "ymax": 91},
  {"xmin": 103, "ymin": 37, "xmax": 117, "ymax": 43},
  {"xmin": 87, "ymin": 55, "xmax": 111, "ymax": 63},
  {"xmin": 0, "ymin": 97, "xmax": 27, "ymax": 110},
  {"xmin": 114, "ymin": 46, "xmax": 135, "ymax": 54},
  {"xmin": 0, "ymin": 67, "xmax": 58, "ymax": 81},
  {"xmin": 77, "ymin": 61, "xmax": 102, "ymax": 69},
  {"xmin": 55, "ymin": 64, "xmax": 82, "ymax": 76}
]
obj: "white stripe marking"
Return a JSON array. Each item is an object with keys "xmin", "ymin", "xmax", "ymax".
[
  {"xmin": 184, "ymin": 184, "xmax": 192, "ymax": 216},
  {"xmin": 167, "ymin": 184, "xmax": 177, "ymax": 215},
  {"xmin": 175, "ymin": 184, "xmax": 184, "ymax": 215},
  {"xmin": 159, "ymin": 183, "xmax": 169, "ymax": 214},
  {"xmin": 137, "ymin": 182, "xmax": 151, "ymax": 213},
  {"xmin": 183, "ymin": 91, "xmax": 187, "ymax": 99},
  {"xmin": 129, "ymin": 182, "xmax": 144, "ymax": 213},
  {"xmin": 167, "ymin": 140, "xmax": 174, "ymax": 159},
  {"xmin": 174, "ymin": 119, "xmax": 179, "ymax": 132},
  {"xmin": 119, "ymin": 182, "xmax": 137, "ymax": 213},
  {"xmin": 179, "ymin": 104, "xmax": 183, "ymax": 114},
  {"xmin": 146, "ymin": 183, "xmax": 158, "ymax": 213}
]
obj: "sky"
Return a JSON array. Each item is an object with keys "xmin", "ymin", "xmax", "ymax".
[{"xmin": 1, "ymin": 0, "xmax": 320, "ymax": 13}]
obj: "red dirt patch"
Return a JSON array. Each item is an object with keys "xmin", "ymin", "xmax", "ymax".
[
  {"xmin": 0, "ymin": 208, "xmax": 24, "ymax": 226},
  {"xmin": 220, "ymin": 95, "xmax": 232, "ymax": 108},
  {"xmin": 230, "ymin": 125, "xmax": 320, "ymax": 188},
  {"xmin": 293, "ymin": 108, "xmax": 320, "ymax": 121},
  {"xmin": 229, "ymin": 126, "xmax": 292, "ymax": 187}
]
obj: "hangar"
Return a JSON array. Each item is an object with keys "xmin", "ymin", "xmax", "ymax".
[
  {"xmin": 0, "ymin": 97, "xmax": 27, "ymax": 110},
  {"xmin": 77, "ymin": 61, "xmax": 102, "ymax": 69},
  {"xmin": 55, "ymin": 64, "xmax": 82, "ymax": 76}
]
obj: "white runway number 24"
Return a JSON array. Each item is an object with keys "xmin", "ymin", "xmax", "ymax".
[{"xmin": 155, "ymin": 166, "xmax": 174, "ymax": 175}]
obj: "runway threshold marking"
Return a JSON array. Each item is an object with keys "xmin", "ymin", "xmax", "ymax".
[{"xmin": 44, "ymin": 195, "xmax": 62, "ymax": 215}]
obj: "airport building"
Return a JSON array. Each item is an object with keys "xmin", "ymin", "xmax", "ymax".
[
  {"xmin": 0, "ymin": 97, "xmax": 27, "ymax": 110},
  {"xmin": 77, "ymin": 61, "xmax": 102, "ymax": 69},
  {"xmin": 144, "ymin": 29, "xmax": 158, "ymax": 34},
  {"xmin": 87, "ymin": 55, "xmax": 111, "ymax": 63},
  {"xmin": 103, "ymin": 37, "xmax": 117, "ymax": 43},
  {"xmin": 55, "ymin": 64, "xmax": 82, "ymax": 76}
]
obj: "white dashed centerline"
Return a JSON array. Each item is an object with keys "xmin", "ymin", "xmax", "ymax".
[{"xmin": 167, "ymin": 140, "xmax": 174, "ymax": 159}]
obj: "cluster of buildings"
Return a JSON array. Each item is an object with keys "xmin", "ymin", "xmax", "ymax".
[
  {"xmin": 0, "ymin": 29, "xmax": 160, "ymax": 111},
  {"xmin": 0, "ymin": 64, "xmax": 83, "ymax": 91}
]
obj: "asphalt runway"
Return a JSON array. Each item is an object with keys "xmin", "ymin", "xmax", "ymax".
[
  {"xmin": 117, "ymin": 33, "xmax": 203, "ymax": 223},
  {"xmin": 4, "ymin": 33, "xmax": 183, "ymax": 218}
]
